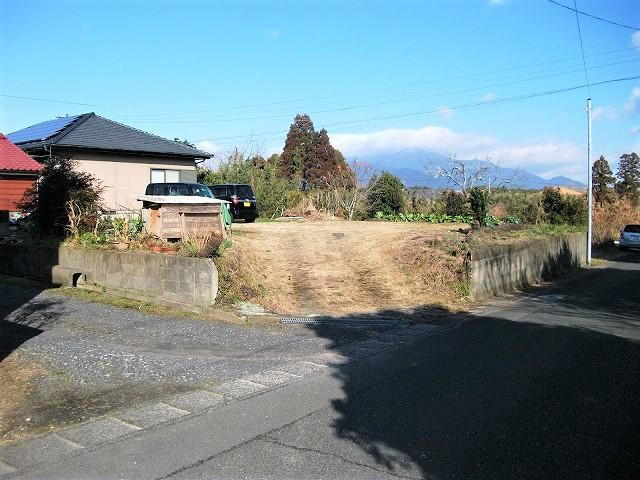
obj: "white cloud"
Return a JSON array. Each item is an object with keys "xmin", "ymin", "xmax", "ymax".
[
  {"xmin": 632, "ymin": 31, "xmax": 640, "ymax": 48},
  {"xmin": 437, "ymin": 106, "xmax": 454, "ymax": 118},
  {"xmin": 195, "ymin": 140, "xmax": 220, "ymax": 154},
  {"xmin": 624, "ymin": 86, "xmax": 640, "ymax": 115},
  {"xmin": 265, "ymin": 28, "xmax": 282, "ymax": 38},
  {"xmin": 630, "ymin": 126, "xmax": 640, "ymax": 135},
  {"xmin": 592, "ymin": 105, "xmax": 619, "ymax": 121},
  {"xmin": 489, "ymin": 0, "xmax": 508, "ymax": 5},
  {"xmin": 482, "ymin": 92, "xmax": 496, "ymax": 102},
  {"xmin": 332, "ymin": 125, "xmax": 495, "ymax": 158},
  {"xmin": 332, "ymin": 124, "xmax": 585, "ymax": 180}
]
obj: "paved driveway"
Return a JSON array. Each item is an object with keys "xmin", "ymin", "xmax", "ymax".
[{"xmin": 0, "ymin": 281, "xmax": 405, "ymax": 447}]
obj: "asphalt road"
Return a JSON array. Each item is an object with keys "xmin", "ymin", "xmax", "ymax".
[{"xmin": 11, "ymin": 253, "xmax": 640, "ymax": 480}]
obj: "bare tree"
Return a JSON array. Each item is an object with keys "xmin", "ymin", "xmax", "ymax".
[
  {"xmin": 326, "ymin": 160, "xmax": 374, "ymax": 220},
  {"xmin": 432, "ymin": 156, "xmax": 522, "ymax": 195}
]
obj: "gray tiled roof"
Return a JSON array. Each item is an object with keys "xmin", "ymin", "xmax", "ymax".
[{"xmin": 8, "ymin": 113, "xmax": 211, "ymax": 158}]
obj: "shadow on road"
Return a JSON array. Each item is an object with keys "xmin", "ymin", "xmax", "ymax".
[
  {"xmin": 305, "ymin": 259, "xmax": 640, "ymax": 479},
  {"xmin": 0, "ymin": 280, "xmax": 63, "ymax": 362}
]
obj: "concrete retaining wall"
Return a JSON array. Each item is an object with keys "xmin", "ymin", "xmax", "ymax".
[
  {"xmin": 0, "ymin": 245, "xmax": 218, "ymax": 309},
  {"xmin": 470, "ymin": 232, "xmax": 587, "ymax": 300}
]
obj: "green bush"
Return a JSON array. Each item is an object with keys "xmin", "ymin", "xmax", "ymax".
[
  {"xmin": 468, "ymin": 187, "xmax": 491, "ymax": 226},
  {"xmin": 366, "ymin": 172, "xmax": 406, "ymax": 216},
  {"xmin": 374, "ymin": 211, "xmax": 474, "ymax": 224},
  {"xmin": 442, "ymin": 190, "xmax": 469, "ymax": 216},
  {"xmin": 19, "ymin": 156, "xmax": 103, "ymax": 237},
  {"xmin": 542, "ymin": 187, "xmax": 586, "ymax": 225}
]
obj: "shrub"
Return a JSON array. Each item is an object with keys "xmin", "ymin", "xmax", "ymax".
[
  {"xmin": 19, "ymin": 156, "xmax": 103, "ymax": 237},
  {"xmin": 541, "ymin": 187, "xmax": 586, "ymax": 225},
  {"xmin": 366, "ymin": 172, "xmax": 406, "ymax": 216},
  {"xmin": 442, "ymin": 190, "xmax": 469, "ymax": 216},
  {"xmin": 468, "ymin": 187, "xmax": 491, "ymax": 227}
]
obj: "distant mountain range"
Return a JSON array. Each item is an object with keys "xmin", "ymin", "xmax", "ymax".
[{"xmin": 352, "ymin": 148, "xmax": 585, "ymax": 190}]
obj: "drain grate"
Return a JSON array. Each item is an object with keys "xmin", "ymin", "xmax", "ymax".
[{"xmin": 280, "ymin": 317, "xmax": 411, "ymax": 326}]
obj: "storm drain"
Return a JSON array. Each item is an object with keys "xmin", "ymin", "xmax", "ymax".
[{"xmin": 280, "ymin": 317, "xmax": 411, "ymax": 326}]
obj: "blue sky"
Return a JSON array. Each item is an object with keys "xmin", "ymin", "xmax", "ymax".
[{"xmin": 1, "ymin": 0, "xmax": 639, "ymax": 181}]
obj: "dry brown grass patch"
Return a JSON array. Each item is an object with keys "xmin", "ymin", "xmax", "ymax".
[{"xmin": 0, "ymin": 355, "xmax": 48, "ymax": 445}]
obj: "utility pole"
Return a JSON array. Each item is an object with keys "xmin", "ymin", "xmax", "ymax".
[{"xmin": 587, "ymin": 98, "xmax": 592, "ymax": 265}]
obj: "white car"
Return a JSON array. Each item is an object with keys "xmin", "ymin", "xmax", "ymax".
[{"xmin": 619, "ymin": 224, "xmax": 640, "ymax": 251}]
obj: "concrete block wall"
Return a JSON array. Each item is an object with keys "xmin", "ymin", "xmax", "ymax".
[
  {"xmin": 0, "ymin": 245, "xmax": 218, "ymax": 308},
  {"xmin": 470, "ymin": 232, "xmax": 587, "ymax": 300}
]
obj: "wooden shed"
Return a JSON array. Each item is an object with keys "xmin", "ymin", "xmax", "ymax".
[{"xmin": 137, "ymin": 195, "xmax": 228, "ymax": 240}]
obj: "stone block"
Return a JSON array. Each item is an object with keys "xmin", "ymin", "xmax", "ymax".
[
  {"xmin": 116, "ymin": 402, "xmax": 189, "ymax": 428},
  {"xmin": 58, "ymin": 417, "xmax": 139, "ymax": 447},
  {"xmin": 243, "ymin": 370, "xmax": 301, "ymax": 387},
  {"xmin": 279, "ymin": 361, "xmax": 328, "ymax": 376},
  {"xmin": 308, "ymin": 351, "xmax": 351, "ymax": 366},
  {"xmin": 208, "ymin": 379, "xmax": 267, "ymax": 399},
  {"xmin": 0, "ymin": 434, "xmax": 82, "ymax": 469},
  {"xmin": 163, "ymin": 390, "xmax": 225, "ymax": 412},
  {"xmin": 0, "ymin": 459, "xmax": 16, "ymax": 475}
]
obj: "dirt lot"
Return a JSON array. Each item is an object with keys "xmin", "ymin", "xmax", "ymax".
[{"xmin": 225, "ymin": 220, "xmax": 469, "ymax": 316}]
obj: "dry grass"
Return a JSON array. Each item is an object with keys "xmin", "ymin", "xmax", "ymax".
[
  {"xmin": 593, "ymin": 199, "xmax": 640, "ymax": 246},
  {"xmin": 390, "ymin": 233, "xmax": 470, "ymax": 309},
  {"xmin": 224, "ymin": 221, "xmax": 470, "ymax": 315},
  {"xmin": 180, "ymin": 228, "xmax": 223, "ymax": 257},
  {"xmin": 215, "ymin": 239, "xmax": 268, "ymax": 305},
  {"xmin": 0, "ymin": 355, "xmax": 48, "ymax": 445},
  {"xmin": 282, "ymin": 196, "xmax": 334, "ymax": 221}
]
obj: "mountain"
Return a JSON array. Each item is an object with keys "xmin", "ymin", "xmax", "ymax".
[{"xmin": 351, "ymin": 148, "xmax": 586, "ymax": 190}]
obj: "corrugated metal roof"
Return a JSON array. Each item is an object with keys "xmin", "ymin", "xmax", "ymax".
[
  {"xmin": 7, "ymin": 113, "xmax": 211, "ymax": 158},
  {"xmin": 7, "ymin": 115, "xmax": 83, "ymax": 144},
  {"xmin": 0, "ymin": 134, "xmax": 42, "ymax": 172}
]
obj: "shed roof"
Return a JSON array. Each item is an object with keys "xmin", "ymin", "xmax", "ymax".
[
  {"xmin": 7, "ymin": 113, "xmax": 211, "ymax": 158},
  {"xmin": 0, "ymin": 134, "xmax": 42, "ymax": 172}
]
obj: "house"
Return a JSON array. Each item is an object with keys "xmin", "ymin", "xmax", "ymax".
[
  {"xmin": 7, "ymin": 113, "xmax": 211, "ymax": 212},
  {"xmin": 0, "ymin": 134, "xmax": 42, "ymax": 222}
]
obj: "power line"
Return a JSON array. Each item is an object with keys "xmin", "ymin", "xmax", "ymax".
[
  {"xmin": 125, "ymin": 57, "xmax": 638, "ymax": 125},
  {"xmin": 1, "ymin": 47, "xmax": 636, "ymax": 116},
  {"xmin": 117, "ymin": 46, "xmax": 639, "ymax": 119},
  {"xmin": 0, "ymin": 94, "xmax": 108, "ymax": 108},
  {"xmin": 205, "ymin": 75, "xmax": 640, "ymax": 142},
  {"xmin": 572, "ymin": 0, "xmax": 592, "ymax": 97},
  {"xmin": 544, "ymin": 0, "xmax": 640, "ymax": 30}
]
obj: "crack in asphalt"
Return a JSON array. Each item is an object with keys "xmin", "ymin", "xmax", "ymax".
[{"xmin": 261, "ymin": 436, "xmax": 424, "ymax": 480}]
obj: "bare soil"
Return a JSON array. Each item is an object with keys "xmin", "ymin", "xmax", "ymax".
[{"xmin": 225, "ymin": 220, "xmax": 470, "ymax": 316}]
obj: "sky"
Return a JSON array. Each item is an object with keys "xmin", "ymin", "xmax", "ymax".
[{"xmin": 1, "ymin": 0, "xmax": 639, "ymax": 182}]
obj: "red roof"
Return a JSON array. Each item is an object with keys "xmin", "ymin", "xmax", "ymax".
[{"xmin": 0, "ymin": 133, "xmax": 42, "ymax": 172}]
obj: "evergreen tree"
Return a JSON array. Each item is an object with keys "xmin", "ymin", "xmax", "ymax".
[
  {"xmin": 279, "ymin": 114, "xmax": 352, "ymax": 190},
  {"xmin": 307, "ymin": 129, "xmax": 336, "ymax": 188},
  {"xmin": 591, "ymin": 155, "xmax": 615, "ymax": 205},
  {"xmin": 279, "ymin": 114, "xmax": 315, "ymax": 183},
  {"xmin": 19, "ymin": 156, "xmax": 103, "ymax": 236},
  {"xmin": 366, "ymin": 172, "xmax": 406, "ymax": 216},
  {"xmin": 615, "ymin": 152, "xmax": 640, "ymax": 203}
]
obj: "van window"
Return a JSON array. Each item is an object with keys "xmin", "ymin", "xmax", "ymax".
[
  {"xmin": 191, "ymin": 185, "xmax": 213, "ymax": 198},
  {"xmin": 624, "ymin": 225, "xmax": 640, "ymax": 233},
  {"xmin": 168, "ymin": 184, "xmax": 189, "ymax": 196},
  {"xmin": 236, "ymin": 185, "xmax": 254, "ymax": 198},
  {"xmin": 212, "ymin": 186, "xmax": 228, "ymax": 197}
]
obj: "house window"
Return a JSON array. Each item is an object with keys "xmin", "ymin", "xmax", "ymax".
[{"xmin": 151, "ymin": 169, "xmax": 180, "ymax": 183}]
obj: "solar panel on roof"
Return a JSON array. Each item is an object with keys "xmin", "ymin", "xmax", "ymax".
[{"xmin": 7, "ymin": 115, "xmax": 82, "ymax": 144}]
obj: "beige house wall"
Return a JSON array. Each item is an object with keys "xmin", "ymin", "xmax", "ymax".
[{"xmin": 69, "ymin": 152, "xmax": 197, "ymax": 211}]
